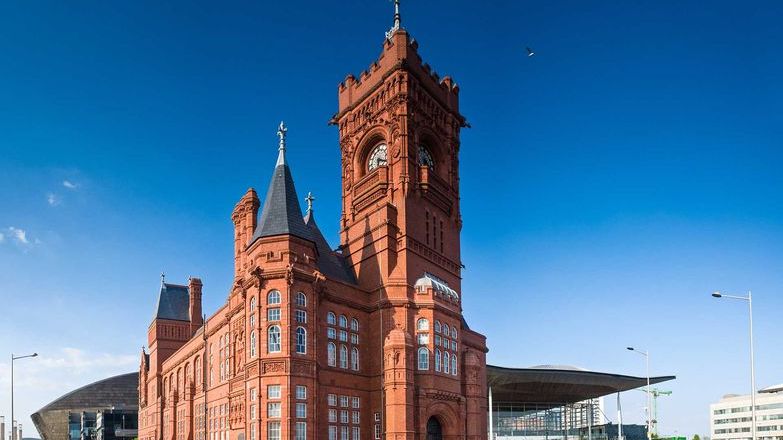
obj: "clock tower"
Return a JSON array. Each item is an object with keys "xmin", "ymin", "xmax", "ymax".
[{"xmin": 331, "ymin": 4, "xmax": 487, "ymax": 439}]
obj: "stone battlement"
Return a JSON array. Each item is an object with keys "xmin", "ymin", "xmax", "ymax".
[{"xmin": 337, "ymin": 29, "xmax": 460, "ymax": 116}]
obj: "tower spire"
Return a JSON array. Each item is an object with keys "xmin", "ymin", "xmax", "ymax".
[
  {"xmin": 386, "ymin": 0, "xmax": 401, "ymax": 40},
  {"xmin": 276, "ymin": 121, "xmax": 287, "ymax": 166}
]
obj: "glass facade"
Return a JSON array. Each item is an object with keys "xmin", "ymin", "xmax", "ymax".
[{"xmin": 68, "ymin": 409, "xmax": 138, "ymax": 440}]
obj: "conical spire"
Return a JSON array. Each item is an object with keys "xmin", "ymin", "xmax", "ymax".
[{"xmin": 251, "ymin": 122, "xmax": 314, "ymax": 243}]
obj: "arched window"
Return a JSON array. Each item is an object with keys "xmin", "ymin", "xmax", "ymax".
[
  {"xmin": 417, "ymin": 318, "xmax": 430, "ymax": 331},
  {"xmin": 249, "ymin": 296, "xmax": 256, "ymax": 310},
  {"xmin": 268, "ymin": 325, "xmax": 281, "ymax": 353},
  {"xmin": 452, "ymin": 327, "xmax": 457, "ymax": 339},
  {"xmin": 295, "ymin": 327, "xmax": 306, "ymax": 354},
  {"xmin": 367, "ymin": 143, "xmax": 388, "ymax": 171},
  {"xmin": 451, "ymin": 353, "xmax": 458, "ymax": 375},
  {"xmin": 327, "ymin": 312, "xmax": 336, "ymax": 325},
  {"xmin": 435, "ymin": 349, "xmax": 442, "ymax": 372},
  {"xmin": 417, "ymin": 347, "xmax": 430, "ymax": 370},
  {"xmin": 339, "ymin": 315, "xmax": 348, "ymax": 328},
  {"xmin": 267, "ymin": 290, "xmax": 281, "ymax": 305},
  {"xmin": 443, "ymin": 324, "xmax": 449, "ymax": 337},
  {"xmin": 250, "ymin": 331, "xmax": 256, "ymax": 358},
  {"xmin": 443, "ymin": 352, "xmax": 450, "ymax": 374},
  {"xmin": 296, "ymin": 292, "xmax": 307, "ymax": 307},
  {"xmin": 339, "ymin": 345, "xmax": 348, "ymax": 369},
  {"xmin": 434, "ymin": 320, "xmax": 441, "ymax": 333},
  {"xmin": 327, "ymin": 342, "xmax": 336, "ymax": 367},
  {"xmin": 351, "ymin": 347, "xmax": 359, "ymax": 371},
  {"xmin": 350, "ymin": 318, "xmax": 359, "ymax": 331}
]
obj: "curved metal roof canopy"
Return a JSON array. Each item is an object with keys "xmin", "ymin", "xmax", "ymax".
[{"xmin": 487, "ymin": 365, "xmax": 675, "ymax": 406}]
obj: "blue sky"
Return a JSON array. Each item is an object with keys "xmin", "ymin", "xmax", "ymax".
[{"xmin": 1, "ymin": 0, "xmax": 781, "ymax": 436}]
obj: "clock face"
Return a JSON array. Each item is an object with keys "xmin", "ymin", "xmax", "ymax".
[
  {"xmin": 418, "ymin": 145, "xmax": 435, "ymax": 169},
  {"xmin": 368, "ymin": 143, "xmax": 388, "ymax": 171}
]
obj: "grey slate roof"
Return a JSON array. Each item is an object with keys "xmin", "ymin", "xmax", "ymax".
[
  {"xmin": 153, "ymin": 283, "xmax": 190, "ymax": 321},
  {"xmin": 251, "ymin": 160, "xmax": 314, "ymax": 243},
  {"xmin": 304, "ymin": 210, "xmax": 357, "ymax": 284}
]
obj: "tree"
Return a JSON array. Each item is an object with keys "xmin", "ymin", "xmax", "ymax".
[{"xmin": 693, "ymin": 434, "xmax": 701, "ymax": 440}]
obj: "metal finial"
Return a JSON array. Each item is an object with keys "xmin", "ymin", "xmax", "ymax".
[
  {"xmin": 305, "ymin": 192, "xmax": 315, "ymax": 212},
  {"xmin": 160, "ymin": 272, "xmax": 165, "ymax": 285},
  {"xmin": 386, "ymin": 0, "xmax": 401, "ymax": 40},
  {"xmin": 276, "ymin": 121, "xmax": 288, "ymax": 166}
]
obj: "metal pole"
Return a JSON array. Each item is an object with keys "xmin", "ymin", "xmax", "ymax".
[
  {"xmin": 646, "ymin": 353, "xmax": 651, "ymax": 440},
  {"xmin": 488, "ymin": 386, "xmax": 493, "ymax": 440},
  {"xmin": 10, "ymin": 354, "xmax": 14, "ymax": 440},
  {"xmin": 749, "ymin": 291, "xmax": 756, "ymax": 440},
  {"xmin": 617, "ymin": 392, "xmax": 623, "ymax": 440}
]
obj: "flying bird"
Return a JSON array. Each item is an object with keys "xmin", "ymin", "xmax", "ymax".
[{"xmin": 526, "ymin": 47, "xmax": 535, "ymax": 57}]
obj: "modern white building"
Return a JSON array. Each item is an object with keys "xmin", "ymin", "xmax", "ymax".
[{"xmin": 711, "ymin": 384, "xmax": 783, "ymax": 440}]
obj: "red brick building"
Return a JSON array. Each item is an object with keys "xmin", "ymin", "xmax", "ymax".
[{"xmin": 138, "ymin": 10, "xmax": 488, "ymax": 440}]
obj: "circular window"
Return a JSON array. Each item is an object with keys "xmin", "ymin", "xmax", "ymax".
[{"xmin": 368, "ymin": 143, "xmax": 388, "ymax": 171}]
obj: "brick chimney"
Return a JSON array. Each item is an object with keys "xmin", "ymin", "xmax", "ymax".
[{"xmin": 188, "ymin": 277, "xmax": 203, "ymax": 335}]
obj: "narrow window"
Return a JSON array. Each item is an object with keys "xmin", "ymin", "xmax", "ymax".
[
  {"xmin": 443, "ymin": 352, "xmax": 450, "ymax": 374},
  {"xmin": 268, "ymin": 325, "xmax": 281, "ymax": 353},
  {"xmin": 327, "ymin": 312, "xmax": 336, "ymax": 325},
  {"xmin": 435, "ymin": 349, "xmax": 441, "ymax": 372},
  {"xmin": 296, "ymin": 292, "xmax": 307, "ymax": 307},
  {"xmin": 350, "ymin": 318, "xmax": 359, "ymax": 331},
  {"xmin": 339, "ymin": 344, "xmax": 348, "ymax": 369},
  {"xmin": 417, "ymin": 347, "xmax": 429, "ymax": 370},
  {"xmin": 296, "ymin": 327, "xmax": 307, "ymax": 354},
  {"xmin": 339, "ymin": 315, "xmax": 348, "ymax": 328},
  {"xmin": 351, "ymin": 347, "xmax": 359, "ymax": 371},
  {"xmin": 250, "ymin": 331, "xmax": 256, "ymax": 358},
  {"xmin": 451, "ymin": 352, "xmax": 458, "ymax": 375},
  {"xmin": 327, "ymin": 342, "xmax": 336, "ymax": 367}
]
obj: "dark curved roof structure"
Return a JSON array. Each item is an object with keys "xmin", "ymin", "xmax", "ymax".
[
  {"xmin": 31, "ymin": 372, "xmax": 138, "ymax": 440},
  {"xmin": 487, "ymin": 364, "xmax": 675, "ymax": 406}
]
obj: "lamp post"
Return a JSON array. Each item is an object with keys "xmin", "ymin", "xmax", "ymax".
[
  {"xmin": 712, "ymin": 291, "xmax": 756, "ymax": 440},
  {"xmin": 11, "ymin": 353, "xmax": 38, "ymax": 440},
  {"xmin": 627, "ymin": 347, "xmax": 651, "ymax": 440}
]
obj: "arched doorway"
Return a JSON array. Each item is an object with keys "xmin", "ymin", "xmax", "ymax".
[{"xmin": 426, "ymin": 417, "xmax": 443, "ymax": 440}]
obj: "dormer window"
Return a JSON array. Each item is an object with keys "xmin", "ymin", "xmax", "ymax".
[
  {"xmin": 368, "ymin": 143, "xmax": 388, "ymax": 171},
  {"xmin": 418, "ymin": 145, "xmax": 435, "ymax": 169}
]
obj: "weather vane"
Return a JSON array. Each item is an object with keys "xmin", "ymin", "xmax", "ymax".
[
  {"xmin": 305, "ymin": 192, "xmax": 315, "ymax": 212},
  {"xmin": 277, "ymin": 121, "xmax": 287, "ymax": 152}
]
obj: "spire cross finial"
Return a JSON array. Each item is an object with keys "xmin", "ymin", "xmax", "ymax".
[
  {"xmin": 305, "ymin": 192, "xmax": 315, "ymax": 212},
  {"xmin": 160, "ymin": 272, "xmax": 165, "ymax": 285},
  {"xmin": 277, "ymin": 121, "xmax": 287, "ymax": 151},
  {"xmin": 276, "ymin": 121, "xmax": 288, "ymax": 166}
]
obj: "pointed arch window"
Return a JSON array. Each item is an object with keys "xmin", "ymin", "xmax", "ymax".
[
  {"xmin": 417, "ymin": 347, "xmax": 430, "ymax": 370},
  {"xmin": 339, "ymin": 344, "xmax": 348, "ymax": 369},
  {"xmin": 296, "ymin": 292, "xmax": 307, "ymax": 307},
  {"xmin": 267, "ymin": 290, "xmax": 281, "ymax": 305},
  {"xmin": 295, "ymin": 327, "xmax": 306, "ymax": 354},
  {"xmin": 250, "ymin": 331, "xmax": 256, "ymax": 358},
  {"xmin": 268, "ymin": 325, "xmax": 281, "ymax": 353},
  {"xmin": 367, "ymin": 143, "xmax": 388, "ymax": 171},
  {"xmin": 351, "ymin": 347, "xmax": 359, "ymax": 371},
  {"xmin": 327, "ymin": 342, "xmax": 336, "ymax": 367}
]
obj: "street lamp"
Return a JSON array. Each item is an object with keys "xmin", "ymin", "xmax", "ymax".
[
  {"xmin": 713, "ymin": 290, "xmax": 756, "ymax": 440},
  {"xmin": 11, "ymin": 353, "xmax": 38, "ymax": 440},
  {"xmin": 627, "ymin": 347, "xmax": 651, "ymax": 440}
]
